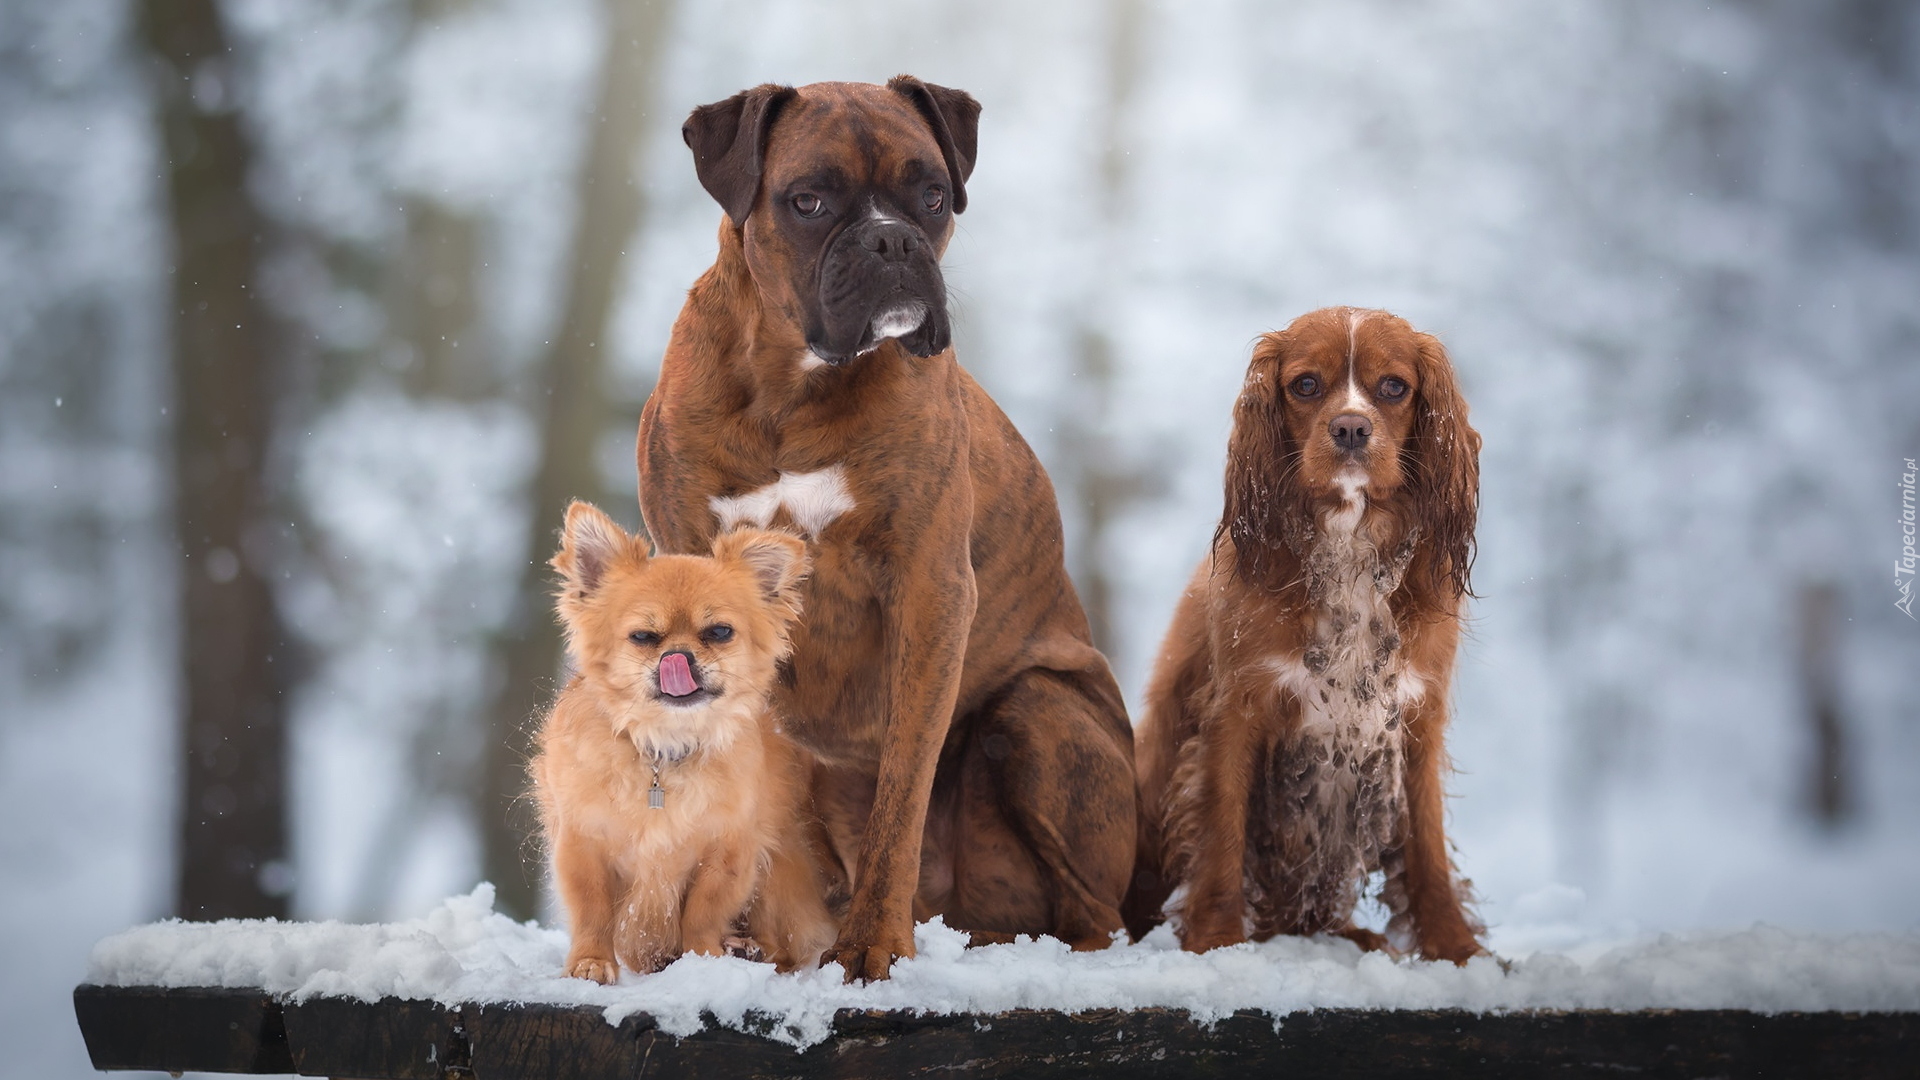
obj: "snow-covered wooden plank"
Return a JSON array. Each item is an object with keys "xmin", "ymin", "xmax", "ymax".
[
  {"xmin": 282, "ymin": 995, "xmax": 470, "ymax": 1078},
  {"xmin": 74, "ymin": 889, "xmax": 1920, "ymax": 1074},
  {"xmin": 71, "ymin": 985, "xmax": 292, "ymax": 1075},
  {"xmin": 72, "ymin": 985, "xmax": 1920, "ymax": 1079}
]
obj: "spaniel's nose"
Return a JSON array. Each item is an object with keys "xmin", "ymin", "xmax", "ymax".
[{"xmin": 1330, "ymin": 413, "xmax": 1372, "ymax": 452}]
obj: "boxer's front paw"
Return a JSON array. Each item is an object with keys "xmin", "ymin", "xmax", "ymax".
[{"xmin": 820, "ymin": 918, "xmax": 915, "ymax": 982}]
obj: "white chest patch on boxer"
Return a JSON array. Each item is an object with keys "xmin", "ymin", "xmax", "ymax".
[{"xmin": 708, "ymin": 466, "xmax": 855, "ymax": 538}]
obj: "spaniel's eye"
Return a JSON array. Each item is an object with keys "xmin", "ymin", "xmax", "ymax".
[
  {"xmin": 700, "ymin": 624, "xmax": 734, "ymax": 645},
  {"xmin": 922, "ymin": 186, "xmax": 946, "ymax": 214},
  {"xmin": 791, "ymin": 193, "xmax": 824, "ymax": 218},
  {"xmin": 1290, "ymin": 375, "xmax": 1322, "ymax": 398},
  {"xmin": 628, "ymin": 630, "xmax": 661, "ymax": 647},
  {"xmin": 1378, "ymin": 377, "xmax": 1409, "ymax": 401}
]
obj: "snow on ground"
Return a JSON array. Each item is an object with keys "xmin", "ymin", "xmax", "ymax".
[{"xmin": 87, "ymin": 885, "xmax": 1920, "ymax": 1051}]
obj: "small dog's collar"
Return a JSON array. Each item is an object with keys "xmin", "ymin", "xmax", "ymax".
[
  {"xmin": 644, "ymin": 744, "xmax": 692, "ymax": 811},
  {"xmin": 648, "ymin": 744, "xmax": 694, "ymax": 766}
]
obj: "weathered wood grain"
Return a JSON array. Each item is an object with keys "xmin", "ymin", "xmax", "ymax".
[
  {"xmin": 283, "ymin": 996, "xmax": 471, "ymax": 1079},
  {"xmin": 72, "ymin": 985, "xmax": 292, "ymax": 1074},
  {"xmin": 73, "ymin": 984, "xmax": 1920, "ymax": 1079}
]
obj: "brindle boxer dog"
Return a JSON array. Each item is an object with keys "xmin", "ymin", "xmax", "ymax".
[{"xmin": 636, "ymin": 78, "xmax": 1137, "ymax": 981}]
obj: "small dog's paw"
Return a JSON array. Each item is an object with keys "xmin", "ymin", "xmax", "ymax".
[
  {"xmin": 568, "ymin": 957, "xmax": 619, "ymax": 984},
  {"xmin": 768, "ymin": 948, "xmax": 814, "ymax": 974},
  {"xmin": 720, "ymin": 932, "xmax": 765, "ymax": 962},
  {"xmin": 684, "ymin": 939, "xmax": 730, "ymax": 960},
  {"xmin": 628, "ymin": 947, "xmax": 678, "ymax": 975}
]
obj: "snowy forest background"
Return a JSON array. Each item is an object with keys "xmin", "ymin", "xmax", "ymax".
[{"xmin": 4, "ymin": 0, "xmax": 1919, "ymax": 1076}]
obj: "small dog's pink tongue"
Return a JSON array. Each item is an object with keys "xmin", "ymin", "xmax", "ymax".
[{"xmin": 658, "ymin": 653, "xmax": 698, "ymax": 697}]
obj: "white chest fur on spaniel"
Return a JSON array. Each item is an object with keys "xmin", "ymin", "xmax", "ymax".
[{"xmin": 1247, "ymin": 509, "xmax": 1425, "ymax": 942}]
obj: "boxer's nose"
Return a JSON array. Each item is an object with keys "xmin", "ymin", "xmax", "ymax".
[{"xmin": 861, "ymin": 221, "xmax": 920, "ymax": 263}]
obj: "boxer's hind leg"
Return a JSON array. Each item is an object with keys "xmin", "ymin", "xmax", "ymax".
[
  {"xmin": 950, "ymin": 667, "xmax": 1135, "ymax": 950},
  {"xmin": 936, "ymin": 743, "xmax": 1049, "ymax": 939}
]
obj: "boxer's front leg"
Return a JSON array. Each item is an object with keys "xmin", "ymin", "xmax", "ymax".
[{"xmin": 820, "ymin": 512, "xmax": 976, "ymax": 982}]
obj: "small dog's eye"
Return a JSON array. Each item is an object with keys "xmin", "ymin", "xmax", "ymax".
[
  {"xmin": 628, "ymin": 630, "xmax": 661, "ymax": 647},
  {"xmin": 791, "ymin": 193, "xmax": 824, "ymax": 218},
  {"xmin": 700, "ymin": 624, "xmax": 734, "ymax": 644},
  {"xmin": 1378, "ymin": 377, "xmax": 1409, "ymax": 401},
  {"xmin": 1290, "ymin": 375, "xmax": 1321, "ymax": 398},
  {"xmin": 922, "ymin": 186, "xmax": 945, "ymax": 214}
]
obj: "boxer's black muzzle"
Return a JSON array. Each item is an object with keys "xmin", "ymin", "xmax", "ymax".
[{"xmin": 806, "ymin": 212, "xmax": 950, "ymax": 366}]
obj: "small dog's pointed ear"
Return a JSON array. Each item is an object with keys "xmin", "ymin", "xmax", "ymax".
[
  {"xmin": 887, "ymin": 75, "xmax": 980, "ymax": 214},
  {"xmin": 683, "ymin": 83, "xmax": 797, "ymax": 226},
  {"xmin": 554, "ymin": 500, "xmax": 635, "ymax": 596},
  {"xmin": 712, "ymin": 528, "xmax": 810, "ymax": 619}
]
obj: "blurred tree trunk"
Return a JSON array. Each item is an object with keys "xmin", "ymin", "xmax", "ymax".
[
  {"xmin": 399, "ymin": 199, "xmax": 492, "ymax": 400},
  {"xmin": 345, "ymin": 197, "xmax": 491, "ymax": 921},
  {"xmin": 1796, "ymin": 581, "xmax": 1852, "ymax": 827},
  {"xmin": 337, "ymin": 0, "xmax": 499, "ymax": 922},
  {"xmin": 479, "ymin": 0, "xmax": 675, "ymax": 919},
  {"xmin": 396, "ymin": 0, "xmax": 495, "ymax": 404},
  {"xmin": 1064, "ymin": 0, "xmax": 1155, "ymax": 657},
  {"xmin": 140, "ymin": 0, "xmax": 292, "ymax": 920}
]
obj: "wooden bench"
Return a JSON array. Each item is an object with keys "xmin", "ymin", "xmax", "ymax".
[{"xmin": 73, "ymin": 983, "xmax": 1917, "ymax": 1078}]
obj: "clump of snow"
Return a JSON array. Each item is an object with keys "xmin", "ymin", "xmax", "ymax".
[{"xmin": 86, "ymin": 885, "xmax": 1920, "ymax": 1050}]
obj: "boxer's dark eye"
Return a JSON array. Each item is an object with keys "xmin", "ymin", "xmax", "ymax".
[
  {"xmin": 1290, "ymin": 375, "xmax": 1322, "ymax": 399},
  {"xmin": 1378, "ymin": 376, "xmax": 1409, "ymax": 401},
  {"xmin": 791, "ymin": 193, "xmax": 824, "ymax": 218},
  {"xmin": 628, "ymin": 630, "xmax": 661, "ymax": 647},
  {"xmin": 922, "ymin": 186, "xmax": 945, "ymax": 215}
]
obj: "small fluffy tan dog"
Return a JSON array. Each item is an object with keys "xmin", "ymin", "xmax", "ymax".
[{"xmin": 530, "ymin": 501, "xmax": 836, "ymax": 981}]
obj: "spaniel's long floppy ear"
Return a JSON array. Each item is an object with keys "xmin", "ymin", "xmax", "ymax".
[
  {"xmin": 1218, "ymin": 332, "xmax": 1300, "ymax": 586},
  {"xmin": 1406, "ymin": 333, "xmax": 1481, "ymax": 601},
  {"xmin": 887, "ymin": 75, "xmax": 981, "ymax": 214},
  {"xmin": 683, "ymin": 83, "xmax": 797, "ymax": 226}
]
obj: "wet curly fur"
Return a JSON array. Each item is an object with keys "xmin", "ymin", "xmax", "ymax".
[{"xmin": 1126, "ymin": 308, "xmax": 1485, "ymax": 962}]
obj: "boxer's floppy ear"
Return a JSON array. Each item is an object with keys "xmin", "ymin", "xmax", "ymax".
[
  {"xmin": 887, "ymin": 75, "xmax": 981, "ymax": 214},
  {"xmin": 683, "ymin": 83, "xmax": 796, "ymax": 225}
]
